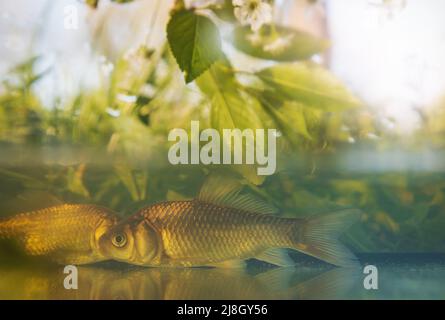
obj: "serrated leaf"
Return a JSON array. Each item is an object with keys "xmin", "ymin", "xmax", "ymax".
[
  {"xmin": 197, "ymin": 63, "xmax": 263, "ymax": 131},
  {"xmin": 167, "ymin": 10, "xmax": 223, "ymax": 83},
  {"xmin": 232, "ymin": 25, "xmax": 328, "ymax": 61},
  {"xmin": 277, "ymin": 102, "xmax": 312, "ymax": 140},
  {"xmin": 196, "ymin": 62, "xmax": 265, "ymax": 185},
  {"xmin": 256, "ymin": 91, "xmax": 311, "ymax": 148},
  {"xmin": 257, "ymin": 63, "xmax": 362, "ymax": 111}
]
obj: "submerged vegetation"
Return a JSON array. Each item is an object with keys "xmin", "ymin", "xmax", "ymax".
[{"xmin": 0, "ymin": 0, "xmax": 445, "ymax": 254}]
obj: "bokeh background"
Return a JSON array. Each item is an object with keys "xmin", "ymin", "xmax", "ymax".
[{"xmin": 1, "ymin": 0, "xmax": 445, "ymax": 254}]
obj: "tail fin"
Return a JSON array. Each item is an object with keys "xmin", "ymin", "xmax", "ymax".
[{"xmin": 292, "ymin": 209, "xmax": 362, "ymax": 268}]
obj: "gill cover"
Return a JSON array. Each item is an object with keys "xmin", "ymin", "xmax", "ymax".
[{"xmin": 133, "ymin": 220, "xmax": 161, "ymax": 264}]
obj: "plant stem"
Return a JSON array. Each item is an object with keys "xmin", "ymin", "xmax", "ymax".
[{"xmin": 145, "ymin": 0, "xmax": 163, "ymax": 48}]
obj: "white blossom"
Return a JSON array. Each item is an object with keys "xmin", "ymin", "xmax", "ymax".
[
  {"xmin": 233, "ymin": 0, "xmax": 273, "ymax": 32},
  {"xmin": 368, "ymin": 0, "xmax": 407, "ymax": 18}
]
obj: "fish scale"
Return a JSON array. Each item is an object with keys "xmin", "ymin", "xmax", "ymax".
[
  {"xmin": 139, "ymin": 200, "xmax": 292, "ymax": 266},
  {"xmin": 0, "ymin": 204, "xmax": 118, "ymax": 264}
]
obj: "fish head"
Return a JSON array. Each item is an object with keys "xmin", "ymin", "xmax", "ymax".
[{"xmin": 98, "ymin": 218, "xmax": 160, "ymax": 265}]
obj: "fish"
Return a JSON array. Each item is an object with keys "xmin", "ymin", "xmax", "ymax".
[
  {"xmin": 99, "ymin": 175, "xmax": 361, "ymax": 268},
  {"xmin": 0, "ymin": 204, "xmax": 119, "ymax": 265}
]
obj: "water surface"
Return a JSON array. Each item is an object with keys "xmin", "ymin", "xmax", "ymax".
[{"xmin": 1, "ymin": 254, "xmax": 444, "ymax": 300}]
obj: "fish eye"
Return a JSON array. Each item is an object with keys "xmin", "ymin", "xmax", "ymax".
[{"xmin": 111, "ymin": 233, "xmax": 127, "ymax": 248}]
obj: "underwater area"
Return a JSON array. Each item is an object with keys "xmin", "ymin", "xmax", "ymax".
[
  {"xmin": 1, "ymin": 151, "xmax": 445, "ymax": 299},
  {"xmin": 1, "ymin": 0, "xmax": 445, "ymax": 300}
]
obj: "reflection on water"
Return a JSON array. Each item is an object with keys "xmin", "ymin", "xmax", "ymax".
[
  {"xmin": 1, "ymin": 256, "xmax": 444, "ymax": 300},
  {"xmin": 0, "ymin": 263, "xmax": 356, "ymax": 300}
]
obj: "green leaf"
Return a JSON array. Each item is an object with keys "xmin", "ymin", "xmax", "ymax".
[
  {"xmin": 111, "ymin": 0, "xmax": 134, "ymax": 3},
  {"xmin": 85, "ymin": 0, "xmax": 134, "ymax": 9},
  {"xmin": 85, "ymin": 0, "xmax": 99, "ymax": 8},
  {"xmin": 276, "ymin": 102, "xmax": 312, "ymax": 140},
  {"xmin": 257, "ymin": 63, "xmax": 362, "ymax": 111},
  {"xmin": 254, "ymin": 90, "xmax": 311, "ymax": 148},
  {"xmin": 197, "ymin": 63, "xmax": 263, "ymax": 131},
  {"xmin": 210, "ymin": 0, "xmax": 237, "ymax": 23},
  {"xmin": 167, "ymin": 10, "xmax": 224, "ymax": 83},
  {"xmin": 12, "ymin": 56, "xmax": 40, "ymax": 73},
  {"xmin": 196, "ymin": 62, "xmax": 266, "ymax": 185},
  {"xmin": 232, "ymin": 25, "xmax": 328, "ymax": 61},
  {"xmin": 67, "ymin": 165, "xmax": 90, "ymax": 198},
  {"xmin": 114, "ymin": 164, "xmax": 148, "ymax": 201}
]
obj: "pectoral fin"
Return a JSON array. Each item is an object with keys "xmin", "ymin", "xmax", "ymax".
[
  {"xmin": 208, "ymin": 259, "xmax": 247, "ymax": 269},
  {"xmin": 255, "ymin": 248, "xmax": 295, "ymax": 267}
]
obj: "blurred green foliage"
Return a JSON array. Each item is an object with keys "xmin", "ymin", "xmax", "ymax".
[{"xmin": 0, "ymin": 0, "xmax": 444, "ymax": 254}]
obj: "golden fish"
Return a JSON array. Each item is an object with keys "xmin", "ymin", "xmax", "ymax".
[
  {"xmin": 0, "ymin": 204, "xmax": 119, "ymax": 264},
  {"xmin": 99, "ymin": 176, "xmax": 361, "ymax": 268}
]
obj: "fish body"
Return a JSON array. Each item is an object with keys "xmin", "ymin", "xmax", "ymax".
[
  {"xmin": 0, "ymin": 204, "xmax": 118, "ymax": 264},
  {"xmin": 99, "ymin": 176, "xmax": 360, "ymax": 268},
  {"xmin": 150, "ymin": 201, "xmax": 294, "ymax": 266},
  {"xmin": 112, "ymin": 200, "xmax": 296, "ymax": 267}
]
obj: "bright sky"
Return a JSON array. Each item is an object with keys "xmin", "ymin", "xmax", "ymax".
[{"xmin": 327, "ymin": 0, "xmax": 445, "ymax": 132}]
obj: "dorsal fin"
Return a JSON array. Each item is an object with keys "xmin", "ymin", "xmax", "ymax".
[
  {"xmin": 198, "ymin": 174, "xmax": 242, "ymax": 204},
  {"xmin": 197, "ymin": 174, "xmax": 278, "ymax": 214},
  {"xmin": 5, "ymin": 190, "xmax": 64, "ymax": 214},
  {"xmin": 18, "ymin": 190, "xmax": 63, "ymax": 206}
]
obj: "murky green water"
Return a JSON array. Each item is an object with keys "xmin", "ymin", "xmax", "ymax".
[{"xmin": 1, "ymin": 147, "xmax": 445, "ymax": 299}]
